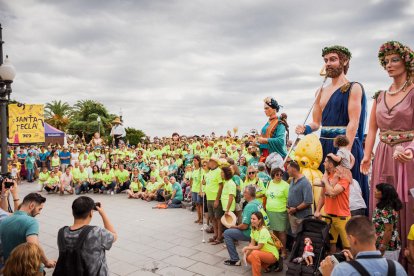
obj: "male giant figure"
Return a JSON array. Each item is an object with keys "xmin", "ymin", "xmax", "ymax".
[{"xmin": 295, "ymin": 46, "xmax": 369, "ymax": 209}]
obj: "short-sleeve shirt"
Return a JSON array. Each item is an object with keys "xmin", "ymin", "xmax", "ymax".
[
  {"xmin": 205, "ymin": 167, "xmax": 223, "ymax": 200},
  {"xmin": 250, "ymin": 227, "xmax": 279, "ymax": 260},
  {"xmin": 221, "ymin": 179, "xmax": 236, "ymax": 211},
  {"xmin": 61, "ymin": 226, "xmax": 114, "ymax": 276},
  {"xmin": 241, "ymin": 199, "xmax": 262, "ymax": 237},
  {"xmin": 38, "ymin": 172, "xmax": 50, "ymax": 184},
  {"xmin": 287, "ymin": 176, "xmax": 313, "ymax": 219},
  {"xmin": 0, "ymin": 211, "xmax": 39, "ymax": 260},
  {"xmin": 336, "ymin": 148, "xmax": 352, "ymax": 169},
  {"xmin": 191, "ymin": 168, "xmax": 203, "ymax": 193},
  {"xmin": 372, "ymin": 207, "xmax": 401, "ymax": 251},
  {"xmin": 265, "ymin": 180, "xmax": 289, "ymax": 212},
  {"xmin": 129, "ymin": 181, "xmax": 141, "ymax": 192},
  {"xmin": 116, "ymin": 170, "xmax": 130, "ymax": 183},
  {"xmin": 59, "ymin": 151, "xmax": 71, "ymax": 165},
  {"xmin": 325, "ymin": 174, "xmax": 350, "ymax": 217},
  {"xmin": 101, "ymin": 172, "xmax": 115, "ymax": 184},
  {"xmin": 172, "ymin": 182, "xmax": 183, "ymax": 201}
]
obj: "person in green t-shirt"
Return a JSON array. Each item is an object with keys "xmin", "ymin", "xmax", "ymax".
[
  {"xmin": 38, "ymin": 167, "xmax": 50, "ymax": 192},
  {"xmin": 243, "ymin": 166, "xmax": 266, "ymax": 204},
  {"xmin": 265, "ymin": 167, "xmax": 289, "ymax": 258},
  {"xmin": 115, "ymin": 164, "xmax": 130, "ymax": 193},
  {"xmin": 167, "ymin": 177, "xmax": 183, "ymax": 208},
  {"xmin": 127, "ymin": 175, "xmax": 144, "ymax": 199},
  {"xmin": 44, "ymin": 171, "xmax": 59, "ymax": 193},
  {"xmin": 221, "ymin": 167, "xmax": 236, "ymax": 214},
  {"xmin": 90, "ymin": 165, "xmax": 103, "ymax": 193},
  {"xmin": 203, "ymin": 158, "xmax": 224, "ymax": 244},
  {"xmin": 190, "ymin": 155, "xmax": 203, "ymax": 224},
  {"xmin": 74, "ymin": 165, "xmax": 90, "ymax": 195},
  {"xmin": 100, "ymin": 167, "xmax": 116, "ymax": 194},
  {"xmin": 142, "ymin": 176, "xmax": 158, "ymax": 201},
  {"xmin": 243, "ymin": 211, "xmax": 279, "ymax": 274}
]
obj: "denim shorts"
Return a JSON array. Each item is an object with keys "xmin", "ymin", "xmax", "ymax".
[{"xmin": 192, "ymin": 192, "xmax": 203, "ymax": 204}]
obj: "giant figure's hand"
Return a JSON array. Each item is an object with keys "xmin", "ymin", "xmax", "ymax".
[
  {"xmin": 360, "ymin": 156, "xmax": 371, "ymax": 175},
  {"xmin": 295, "ymin": 125, "xmax": 306, "ymax": 135}
]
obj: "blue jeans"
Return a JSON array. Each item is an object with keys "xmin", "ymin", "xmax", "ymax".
[
  {"xmin": 223, "ymin": 228, "xmax": 251, "ymax": 261},
  {"xmin": 101, "ymin": 181, "xmax": 116, "ymax": 192},
  {"xmin": 168, "ymin": 198, "xmax": 182, "ymax": 208},
  {"xmin": 116, "ymin": 180, "xmax": 131, "ymax": 193},
  {"xmin": 75, "ymin": 181, "xmax": 90, "ymax": 195},
  {"xmin": 26, "ymin": 168, "xmax": 34, "ymax": 182}
]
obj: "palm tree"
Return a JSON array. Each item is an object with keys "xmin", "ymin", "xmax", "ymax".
[
  {"xmin": 44, "ymin": 100, "xmax": 72, "ymax": 130},
  {"xmin": 67, "ymin": 99, "xmax": 116, "ymax": 141}
]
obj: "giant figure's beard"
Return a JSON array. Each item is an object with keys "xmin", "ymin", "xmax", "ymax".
[{"xmin": 326, "ymin": 64, "xmax": 344, "ymax": 78}]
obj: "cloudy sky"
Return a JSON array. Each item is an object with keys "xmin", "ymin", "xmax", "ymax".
[{"xmin": 1, "ymin": 0, "xmax": 413, "ymax": 138}]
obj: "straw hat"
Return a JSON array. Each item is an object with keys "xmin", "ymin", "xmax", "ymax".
[
  {"xmin": 112, "ymin": 117, "xmax": 122, "ymax": 124},
  {"xmin": 221, "ymin": 212, "xmax": 237, "ymax": 228}
]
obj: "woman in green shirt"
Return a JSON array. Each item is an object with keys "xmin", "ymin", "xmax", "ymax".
[
  {"xmin": 221, "ymin": 166, "xmax": 236, "ymax": 215},
  {"xmin": 191, "ymin": 155, "xmax": 203, "ymax": 224},
  {"xmin": 244, "ymin": 166, "xmax": 266, "ymax": 204},
  {"xmin": 90, "ymin": 165, "xmax": 103, "ymax": 193},
  {"xmin": 127, "ymin": 175, "xmax": 144, "ymax": 199},
  {"xmin": 265, "ymin": 167, "xmax": 289, "ymax": 258},
  {"xmin": 238, "ymin": 156, "xmax": 248, "ymax": 181},
  {"xmin": 243, "ymin": 211, "xmax": 279, "ymax": 275}
]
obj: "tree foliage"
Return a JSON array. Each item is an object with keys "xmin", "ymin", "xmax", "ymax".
[{"xmin": 44, "ymin": 100, "xmax": 72, "ymax": 131}]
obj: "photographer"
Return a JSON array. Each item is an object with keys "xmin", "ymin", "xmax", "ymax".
[
  {"xmin": 53, "ymin": 196, "xmax": 117, "ymax": 275},
  {"xmin": 319, "ymin": 216, "xmax": 406, "ymax": 276},
  {"xmin": 0, "ymin": 175, "xmax": 20, "ymax": 213}
]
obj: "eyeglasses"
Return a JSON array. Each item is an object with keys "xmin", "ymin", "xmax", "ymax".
[
  {"xmin": 275, "ymin": 173, "xmax": 283, "ymax": 176},
  {"xmin": 248, "ymin": 172, "xmax": 256, "ymax": 175}
]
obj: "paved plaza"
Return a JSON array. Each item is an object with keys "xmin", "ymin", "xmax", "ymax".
[{"xmin": 16, "ymin": 182, "xmax": 286, "ymax": 276}]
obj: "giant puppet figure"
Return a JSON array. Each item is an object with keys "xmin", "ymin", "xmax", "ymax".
[
  {"xmin": 257, "ymin": 97, "xmax": 288, "ymax": 162},
  {"xmin": 295, "ymin": 46, "xmax": 369, "ymax": 208}
]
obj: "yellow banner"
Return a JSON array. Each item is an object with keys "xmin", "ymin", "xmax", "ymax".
[{"xmin": 8, "ymin": 104, "xmax": 45, "ymax": 144}]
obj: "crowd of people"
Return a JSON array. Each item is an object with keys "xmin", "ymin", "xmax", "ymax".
[{"xmin": 0, "ymin": 40, "xmax": 413, "ymax": 276}]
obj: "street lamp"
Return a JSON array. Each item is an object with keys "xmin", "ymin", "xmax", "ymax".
[
  {"xmin": 0, "ymin": 24, "xmax": 16, "ymax": 174},
  {"xmin": 97, "ymin": 115, "xmax": 101, "ymax": 134}
]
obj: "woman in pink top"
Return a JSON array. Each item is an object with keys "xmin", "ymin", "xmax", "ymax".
[{"xmin": 361, "ymin": 41, "xmax": 414, "ymax": 258}]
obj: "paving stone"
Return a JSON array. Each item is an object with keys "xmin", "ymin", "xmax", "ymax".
[
  {"xmin": 15, "ymin": 182, "xmax": 286, "ymax": 276},
  {"xmin": 163, "ymin": 255, "xmax": 197, "ymax": 268},
  {"xmin": 186, "ymin": 262, "xmax": 226, "ymax": 276}
]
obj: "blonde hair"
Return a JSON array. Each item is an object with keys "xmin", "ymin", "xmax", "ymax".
[{"xmin": 2, "ymin": 243, "xmax": 43, "ymax": 276}]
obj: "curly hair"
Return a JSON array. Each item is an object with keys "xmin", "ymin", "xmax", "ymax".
[
  {"xmin": 333, "ymin": 135, "xmax": 349, "ymax": 148},
  {"xmin": 375, "ymin": 183, "xmax": 402, "ymax": 211},
  {"xmin": 322, "ymin": 46, "xmax": 352, "ymax": 74},
  {"xmin": 3, "ymin": 243, "xmax": 43, "ymax": 276}
]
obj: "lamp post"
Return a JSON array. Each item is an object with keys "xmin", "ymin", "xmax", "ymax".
[
  {"xmin": 0, "ymin": 24, "xmax": 16, "ymax": 174},
  {"xmin": 97, "ymin": 115, "xmax": 101, "ymax": 134}
]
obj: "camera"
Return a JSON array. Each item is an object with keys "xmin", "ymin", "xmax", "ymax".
[
  {"xmin": 331, "ymin": 252, "xmax": 347, "ymax": 265},
  {"xmin": 0, "ymin": 173, "xmax": 14, "ymax": 189},
  {"xmin": 93, "ymin": 202, "xmax": 101, "ymax": 211}
]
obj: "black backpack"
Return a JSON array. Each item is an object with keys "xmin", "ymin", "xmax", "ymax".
[{"xmin": 53, "ymin": 225, "xmax": 95, "ymax": 276}]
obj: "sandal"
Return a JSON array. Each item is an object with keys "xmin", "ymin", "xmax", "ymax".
[
  {"xmin": 208, "ymin": 237, "xmax": 217, "ymax": 243},
  {"xmin": 212, "ymin": 239, "xmax": 223, "ymax": 245}
]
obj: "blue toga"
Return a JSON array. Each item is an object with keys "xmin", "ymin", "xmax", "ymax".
[{"xmin": 319, "ymin": 82, "xmax": 369, "ymax": 209}]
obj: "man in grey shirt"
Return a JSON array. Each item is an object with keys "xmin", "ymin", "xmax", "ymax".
[
  {"xmin": 286, "ymin": 161, "xmax": 313, "ymax": 234},
  {"xmin": 54, "ymin": 196, "xmax": 117, "ymax": 276}
]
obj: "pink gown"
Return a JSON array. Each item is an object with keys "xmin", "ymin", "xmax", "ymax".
[{"xmin": 370, "ymin": 88, "xmax": 414, "ymax": 253}]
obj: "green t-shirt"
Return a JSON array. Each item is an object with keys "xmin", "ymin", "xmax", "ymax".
[
  {"xmin": 0, "ymin": 211, "xmax": 39, "ymax": 260},
  {"xmin": 265, "ymin": 180, "xmax": 290, "ymax": 212},
  {"xmin": 221, "ymin": 179, "xmax": 236, "ymax": 212},
  {"xmin": 242, "ymin": 199, "xmax": 269, "ymax": 237},
  {"xmin": 205, "ymin": 167, "xmax": 223, "ymax": 200},
  {"xmin": 46, "ymin": 175, "xmax": 60, "ymax": 187},
  {"xmin": 146, "ymin": 182, "xmax": 157, "ymax": 192},
  {"xmin": 130, "ymin": 181, "xmax": 142, "ymax": 192},
  {"xmin": 101, "ymin": 172, "xmax": 115, "ymax": 184},
  {"xmin": 172, "ymin": 182, "xmax": 183, "ymax": 201},
  {"xmin": 191, "ymin": 168, "xmax": 203, "ymax": 193},
  {"xmin": 76, "ymin": 171, "xmax": 89, "ymax": 182},
  {"xmin": 250, "ymin": 227, "xmax": 279, "ymax": 260},
  {"xmin": 38, "ymin": 172, "xmax": 49, "ymax": 184},
  {"xmin": 116, "ymin": 170, "xmax": 130, "ymax": 183},
  {"xmin": 91, "ymin": 172, "xmax": 102, "ymax": 182}
]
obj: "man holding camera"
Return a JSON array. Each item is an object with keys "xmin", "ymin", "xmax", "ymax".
[
  {"xmin": 54, "ymin": 196, "xmax": 117, "ymax": 275},
  {"xmin": 319, "ymin": 216, "xmax": 406, "ymax": 276}
]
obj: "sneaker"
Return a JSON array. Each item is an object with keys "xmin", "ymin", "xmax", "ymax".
[
  {"xmin": 107, "ymin": 191, "xmax": 111, "ymax": 195},
  {"xmin": 224, "ymin": 260, "xmax": 241, "ymax": 266},
  {"xmin": 110, "ymin": 191, "xmax": 114, "ymax": 196}
]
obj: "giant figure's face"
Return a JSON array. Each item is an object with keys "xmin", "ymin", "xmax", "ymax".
[{"xmin": 324, "ymin": 52, "xmax": 345, "ymax": 78}]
